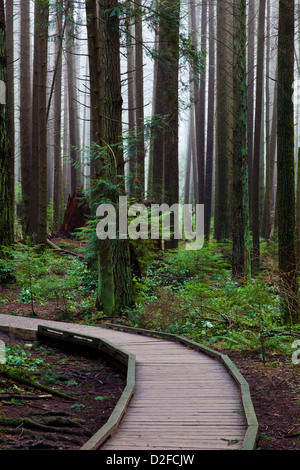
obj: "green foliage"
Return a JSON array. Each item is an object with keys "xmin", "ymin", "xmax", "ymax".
[
  {"xmin": 3, "ymin": 344, "xmax": 46, "ymax": 374},
  {"xmin": 0, "ymin": 258, "xmax": 15, "ymax": 284},
  {"xmin": 0, "ymin": 242, "xmax": 97, "ymax": 315},
  {"xmin": 124, "ymin": 240, "xmax": 298, "ymax": 362}
]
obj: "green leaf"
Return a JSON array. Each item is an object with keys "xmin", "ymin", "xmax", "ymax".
[{"xmin": 94, "ymin": 396, "xmax": 110, "ymax": 401}]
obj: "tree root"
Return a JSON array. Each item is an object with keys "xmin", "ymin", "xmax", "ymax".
[
  {"xmin": 0, "ymin": 368, "xmax": 75, "ymax": 400},
  {"xmin": 0, "ymin": 418, "xmax": 92, "ymax": 436}
]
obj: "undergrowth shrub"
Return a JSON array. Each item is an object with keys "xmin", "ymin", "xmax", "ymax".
[
  {"xmin": 129, "ymin": 240, "xmax": 299, "ymax": 360},
  {"xmin": 0, "ymin": 243, "xmax": 97, "ymax": 315}
]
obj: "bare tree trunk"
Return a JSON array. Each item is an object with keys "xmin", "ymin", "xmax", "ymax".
[
  {"xmin": 262, "ymin": 0, "xmax": 271, "ymax": 240},
  {"xmin": 247, "ymin": 0, "xmax": 255, "ymax": 212},
  {"xmin": 231, "ymin": 0, "xmax": 251, "ymax": 280},
  {"xmin": 204, "ymin": 0, "xmax": 215, "ymax": 240},
  {"xmin": 53, "ymin": 0, "xmax": 63, "ymax": 231},
  {"xmin": 65, "ymin": 1, "xmax": 79, "ymax": 196},
  {"xmin": 20, "ymin": 0, "xmax": 32, "ymax": 238},
  {"xmin": 0, "ymin": 0, "xmax": 13, "ymax": 251},
  {"xmin": 214, "ymin": 0, "xmax": 230, "ymax": 241},
  {"xmin": 251, "ymin": 0, "xmax": 265, "ymax": 271},
  {"xmin": 189, "ymin": 0, "xmax": 198, "ymax": 203},
  {"xmin": 126, "ymin": 15, "xmax": 136, "ymax": 197},
  {"xmin": 134, "ymin": 0, "xmax": 145, "ymax": 200},
  {"xmin": 5, "ymin": 0, "xmax": 14, "ymax": 217},
  {"xmin": 196, "ymin": 0, "xmax": 207, "ymax": 205},
  {"xmin": 29, "ymin": 0, "xmax": 49, "ymax": 247},
  {"xmin": 277, "ymin": 0, "xmax": 298, "ymax": 322}
]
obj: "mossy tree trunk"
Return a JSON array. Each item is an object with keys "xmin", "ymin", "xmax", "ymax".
[
  {"xmin": 101, "ymin": 0, "xmax": 133, "ymax": 312},
  {"xmin": 277, "ymin": 0, "xmax": 299, "ymax": 323},
  {"xmin": 87, "ymin": 0, "xmax": 133, "ymax": 315},
  {"xmin": 86, "ymin": 0, "xmax": 115, "ymax": 316}
]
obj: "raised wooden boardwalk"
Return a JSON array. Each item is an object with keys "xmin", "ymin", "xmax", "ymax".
[{"xmin": 0, "ymin": 315, "xmax": 258, "ymax": 451}]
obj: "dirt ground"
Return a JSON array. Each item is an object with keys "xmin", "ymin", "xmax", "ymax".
[
  {"xmin": 224, "ymin": 350, "xmax": 300, "ymax": 451},
  {"xmin": 0, "ymin": 330, "xmax": 126, "ymax": 450}
]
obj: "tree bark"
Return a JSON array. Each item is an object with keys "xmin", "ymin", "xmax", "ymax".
[
  {"xmin": 251, "ymin": 0, "xmax": 265, "ymax": 271},
  {"xmin": 5, "ymin": 0, "xmax": 14, "ymax": 217},
  {"xmin": 231, "ymin": 0, "xmax": 251, "ymax": 280},
  {"xmin": 20, "ymin": 0, "xmax": 32, "ymax": 238},
  {"xmin": 247, "ymin": 0, "xmax": 255, "ymax": 212},
  {"xmin": 204, "ymin": 0, "xmax": 215, "ymax": 241},
  {"xmin": 214, "ymin": 0, "xmax": 230, "ymax": 242},
  {"xmin": 0, "ymin": 0, "xmax": 13, "ymax": 251},
  {"xmin": 196, "ymin": 0, "xmax": 207, "ymax": 206},
  {"xmin": 28, "ymin": 0, "xmax": 49, "ymax": 247},
  {"xmin": 65, "ymin": 0, "xmax": 80, "ymax": 196},
  {"xmin": 53, "ymin": 0, "xmax": 63, "ymax": 231},
  {"xmin": 134, "ymin": 0, "xmax": 145, "ymax": 200},
  {"xmin": 277, "ymin": 0, "xmax": 299, "ymax": 323}
]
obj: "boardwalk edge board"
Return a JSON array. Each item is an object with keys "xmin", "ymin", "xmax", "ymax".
[
  {"xmin": 0, "ymin": 324, "xmax": 136, "ymax": 452},
  {"xmin": 101, "ymin": 323, "xmax": 259, "ymax": 451}
]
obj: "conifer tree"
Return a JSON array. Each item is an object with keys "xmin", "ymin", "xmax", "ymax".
[
  {"xmin": 0, "ymin": 0, "xmax": 13, "ymax": 251},
  {"xmin": 277, "ymin": 0, "xmax": 299, "ymax": 323}
]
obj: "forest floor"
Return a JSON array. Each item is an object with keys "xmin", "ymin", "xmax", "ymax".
[{"xmin": 0, "ymin": 327, "xmax": 126, "ymax": 451}]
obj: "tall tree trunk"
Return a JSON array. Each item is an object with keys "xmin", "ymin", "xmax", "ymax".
[
  {"xmin": 189, "ymin": 0, "xmax": 198, "ymax": 203},
  {"xmin": 231, "ymin": 0, "xmax": 251, "ymax": 280},
  {"xmin": 37, "ymin": 1, "xmax": 49, "ymax": 247},
  {"xmin": 262, "ymin": 0, "xmax": 272, "ymax": 240},
  {"xmin": 251, "ymin": 0, "xmax": 265, "ymax": 271},
  {"xmin": 134, "ymin": 0, "xmax": 145, "ymax": 201},
  {"xmin": 86, "ymin": 0, "xmax": 114, "ymax": 314},
  {"xmin": 20, "ymin": 0, "xmax": 32, "ymax": 238},
  {"xmin": 196, "ymin": 0, "xmax": 207, "ymax": 205},
  {"xmin": 91, "ymin": 0, "xmax": 133, "ymax": 314},
  {"xmin": 247, "ymin": 0, "xmax": 255, "ymax": 213},
  {"xmin": 63, "ymin": 62, "xmax": 71, "ymax": 203},
  {"xmin": 0, "ymin": 0, "xmax": 13, "ymax": 251},
  {"xmin": 214, "ymin": 0, "xmax": 230, "ymax": 241},
  {"xmin": 184, "ymin": 108, "xmax": 193, "ymax": 205},
  {"xmin": 162, "ymin": 0, "xmax": 180, "ymax": 250},
  {"xmin": 29, "ymin": 0, "xmax": 49, "ymax": 247},
  {"xmin": 151, "ymin": 0, "xmax": 180, "ymax": 250},
  {"xmin": 277, "ymin": 0, "xmax": 299, "ymax": 323},
  {"xmin": 126, "ymin": 15, "xmax": 136, "ymax": 197},
  {"xmin": 296, "ymin": 147, "xmax": 300, "ymax": 262},
  {"xmin": 66, "ymin": 0, "xmax": 79, "ymax": 196},
  {"xmin": 5, "ymin": 0, "xmax": 14, "ymax": 217},
  {"xmin": 53, "ymin": 0, "xmax": 63, "ymax": 231},
  {"xmin": 204, "ymin": 0, "xmax": 215, "ymax": 241}
]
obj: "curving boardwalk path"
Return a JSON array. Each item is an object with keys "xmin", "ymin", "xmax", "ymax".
[{"xmin": 0, "ymin": 314, "xmax": 257, "ymax": 451}]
